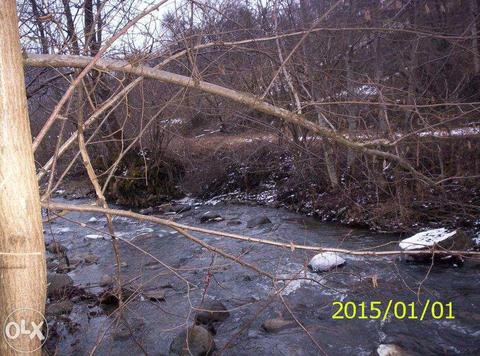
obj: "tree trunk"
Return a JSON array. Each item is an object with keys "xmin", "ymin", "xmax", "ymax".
[
  {"xmin": 374, "ymin": 36, "xmax": 388, "ymax": 134},
  {"xmin": 0, "ymin": 2, "xmax": 47, "ymax": 355},
  {"xmin": 470, "ymin": 0, "xmax": 480, "ymax": 74},
  {"xmin": 405, "ymin": 0, "xmax": 418, "ymax": 129},
  {"xmin": 316, "ymin": 111, "xmax": 339, "ymax": 188},
  {"xmin": 299, "ymin": 0, "xmax": 338, "ymax": 188},
  {"xmin": 62, "ymin": 0, "xmax": 80, "ymax": 55},
  {"xmin": 29, "ymin": 0, "xmax": 49, "ymax": 54},
  {"xmin": 345, "ymin": 38, "xmax": 357, "ymax": 171}
]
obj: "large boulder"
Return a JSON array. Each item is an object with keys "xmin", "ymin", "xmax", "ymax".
[
  {"xmin": 169, "ymin": 325, "xmax": 215, "ymax": 356},
  {"xmin": 308, "ymin": 252, "xmax": 346, "ymax": 272}
]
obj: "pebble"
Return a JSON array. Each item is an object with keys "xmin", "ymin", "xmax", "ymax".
[
  {"xmin": 169, "ymin": 325, "xmax": 215, "ymax": 356},
  {"xmin": 100, "ymin": 274, "xmax": 113, "ymax": 287},
  {"xmin": 84, "ymin": 254, "xmax": 99, "ymax": 264},
  {"xmin": 46, "ymin": 241, "xmax": 67, "ymax": 254},
  {"xmin": 261, "ymin": 318, "xmax": 295, "ymax": 333}
]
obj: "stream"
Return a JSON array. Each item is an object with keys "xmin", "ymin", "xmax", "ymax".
[{"xmin": 43, "ymin": 198, "xmax": 480, "ymax": 355}]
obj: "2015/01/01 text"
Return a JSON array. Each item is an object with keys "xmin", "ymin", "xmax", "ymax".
[{"xmin": 332, "ymin": 300, "xmax": 454, "ymax": 321}]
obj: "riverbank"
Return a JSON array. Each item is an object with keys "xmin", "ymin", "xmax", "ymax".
[{"xmin": 54, "ymin": 144, "xmax": 480, "ymax": 236}]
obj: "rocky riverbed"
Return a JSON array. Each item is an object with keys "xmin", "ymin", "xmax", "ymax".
[{"xmin": 42, "ymin": 197, "xmax": 480, "ymax": 355}]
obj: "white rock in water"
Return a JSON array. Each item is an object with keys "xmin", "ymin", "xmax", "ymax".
[
  {"xmin": 399, "ymin": 228, "xmax": 457, "ymax": 251},
  {"xmin": 377, "ymin": 344, "xmax": 409, "ymax": 356},
  {"xmin": 308, "ymin": 252, "xmax": 345, "ymax": 272},
  {"xmin": 85, "ymin": 234, "xmax": 103, "ymax": 239}
]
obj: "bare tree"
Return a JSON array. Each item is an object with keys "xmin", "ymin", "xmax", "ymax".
[{"xmin": 0, "ymin": 1, "xmax": 46, "ymax": 354}]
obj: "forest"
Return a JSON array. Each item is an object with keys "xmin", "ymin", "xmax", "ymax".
[{"xmin": 0, "ymin": 0, "xmax": 479, "ymax": 355}]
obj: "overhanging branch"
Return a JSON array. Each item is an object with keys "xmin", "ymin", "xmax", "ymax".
[{"xmin": 25, "ymin": 53, "xmax": 434, "ymax": 185}]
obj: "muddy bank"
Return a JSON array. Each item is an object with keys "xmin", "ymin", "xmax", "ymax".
[
  {"xmin": 42, "ymin": 198, "xmax": 480, "ymax": 355},
  {"xmin": 64, "ymin": 136, "xmax": 477, "ymax": 234}
]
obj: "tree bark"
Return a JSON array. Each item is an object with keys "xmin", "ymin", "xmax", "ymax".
[{"xmin": 0, "ymin": 2, "xmax": 46, "ymax": 355}]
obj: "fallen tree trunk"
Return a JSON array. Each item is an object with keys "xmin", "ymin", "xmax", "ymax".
[{"xmin": 24, "ymin": 53, "xmax": 434, "ymax": 185}]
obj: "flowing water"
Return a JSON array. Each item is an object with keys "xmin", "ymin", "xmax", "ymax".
[{"xmin": 43, "ymin": 198, "xmax": 480, "ymax": 355}]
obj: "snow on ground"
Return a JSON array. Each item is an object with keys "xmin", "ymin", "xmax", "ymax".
[{"xmin": 399, "ymin": 228, "xmax": 457, "ymax": 251}]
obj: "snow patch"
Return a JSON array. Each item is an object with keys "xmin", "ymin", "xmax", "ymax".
[{"xmin": 399, "ymin": 228, "xmax": 457, "ymax": 251}]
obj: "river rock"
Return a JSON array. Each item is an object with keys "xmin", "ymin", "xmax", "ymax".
[
  {"xmin": 247, "ymin": 216, "xmax": 272, "ymax": 228},
  {"xmin": 172, "ymin": 204, "xmax": 192, "ymax": 214},
  {"xmin": 46, "ymin": 241, "xmax": 67, "ymax": 254},
  {"xmin": 47, "ymin": 273, "xmax": 73, "ymax": 297},
  {"xmin": 169, "ymin": 325, "xmax": 215, "ymax": 356},
  {"xmin": 377, "ymin": 344, "xmax": 410, "ymax": 356},
  {"xmin": 159, "ymin": 203, "xmax": 192, "ymax": 214},
  {"xmin": 84, "ymin": 253, "xmax": 99, "ymax": 264},
  {"xmin": 100, "ymin": 274, "xmax": 114, "ymax": 287},
  {"xmin": 200, "ymin": 212, "xmax": 223, "ymax": 223},
  {"xmin": 195, "ymin": 301, "xmax": 230, "ymax": 324},
  {"xmin": 46, "ymin": 300, "xmax": 73, "ymax": 316},
  {"xmin": 261, "ymin": 318, "xmax": 295, "ymax": 333},
  {"xmin": 308, "ymin": 252, "xmax": 346, "ymax": 272}
]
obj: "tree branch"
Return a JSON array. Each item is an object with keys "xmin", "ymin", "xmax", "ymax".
[{"xmin": 25, "ymin": 53, "xmax": 435, "ymax": 185}]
